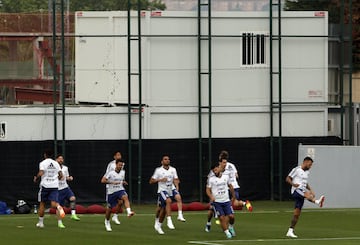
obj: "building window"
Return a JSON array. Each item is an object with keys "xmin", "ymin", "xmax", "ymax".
[{"xmin": 241, "ymin": 32, "xmax": 266, "ymax": 66}]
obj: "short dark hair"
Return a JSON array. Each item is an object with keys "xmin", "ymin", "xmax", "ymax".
[
  {"xmin": 304, "ymin": 156, "xmax": 313, "ymax": 162},
  {"xmin": 116, "ymin": 159, "xmax": 124, "ymax": 164},
  {"xmin": 113, "ymin": 151, "xmax": 121, "ymax": 156},
  {"xmin": 44, "ymin": 149, "xmax": 54, "ymax": 158},
  {"xmin": 219, "ymin": 150, "xmax": 229, "ymax": 160}
]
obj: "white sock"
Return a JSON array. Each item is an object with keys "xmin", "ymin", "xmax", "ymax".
[
  {"xmin": 178, "ymin": 210, "xmax": 183, "ymax": 216},
  {"xmin": 167, "ymin": 216, "xmax": 172, "ymax": 221},
  {"xmin": 58, "ymin": 220, "xmax": 63, "ymax": 225},
  {"xmin": 71, "ymin": 210, "xmax": 76, "ymax": 215},
  {"xmin": 206, "ymin": 221, "xmax": 211, "ymax": 226},
  {"xmin": 126, "ymin": 208, "xmax": 131, "ymax": 214},
  {"xmin": 38, "ymin": 217, "xmax": 44, "ymax": 223},
  {"xmin": 288, "ymin": 227, "xmax": 294, "ymax": 232},
  {"xmin": 113, "ymin": 213, "xmax": 118, "ymax": 218}
]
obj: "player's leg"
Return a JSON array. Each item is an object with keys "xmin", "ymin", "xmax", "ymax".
[
  {"xmin": 304, "ymin": 191, "xmax": 325, "ymax": 207},
  {"xmin": 65, "ymin": 188, "xmax": 80, "ymax": 221},
  {"xmin": 228, "ymin": 213, "xmax": 236, "ymax": 236},
  {"xmin": 104, "ymin": 193, "xmax": 115, "ymax": 231},
  {"xmin": 212, "ymin": 202, "xmax": 232, "ymax": 238},
  {"xmin": 165, "ymin": 197, "xmax": 175, "ymax": 229},
  {"xmin": 120, "ymin": 191, "xmax": 135, "ymax": 217},
  {"xmin": 48, "ymin": 188, "xmax": 65, "ymax": 228},
  {"xmin": 111, "ymin": 200, "xmax": 123, "ymax": 225},
  {"xmin": 232, "ymin": 188, "xmax": 253, "ymax": 211},
  {"xmin": 38, "ymin": 201, "xmax": 45, "ymax": 217},
  {"xmin": 173, "ymin": 190, "xmax": 185, "ymax": 222},
  {"xmin": 69, "ymin": 195, "xmax": 80, "ymax": 220},
  {"xmin": 157, "ymin": 206, "xmax": 166, "ymax": 234},
  {"xmin": 224, "ymin": 201, "xmax": 236, "ymax": 236},
  {"xmin": 36, "ymin": 200, "xmax": 46, "ymax": 228},
  {"xmin": 220, "ymin": 215, "xmax": 232, "ymax": 239},
  {"xmin": 154, "ymin": 205, "xmax": 161, "ymax": 229},
  {"xmin": 154, "ymin": 194, "xmax": 166, "ymax": 234},
  {"xmin": 112, "ymin": 199, "xmax": 123, "ymax": 225},
  {"xmin": 286, "ymin": 191, "xmax": 303, "ymax": 238},
  {"xmin": 205, "ymin": 204, "xmax": 214, "ymax": 232},
  {"xmin": 104, "ymin": 204, "xmax": 113, "ymax": 232}
]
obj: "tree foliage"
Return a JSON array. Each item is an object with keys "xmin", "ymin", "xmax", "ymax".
[
  {"xmin": 0, "ymin": 0, "xmax": 166, "ymax": 12},
  {"xmin": 285, "ymin": 0, "xmax": 360, "ymax": 69},
  {"xmin": 284, "ymin": 0, "xmax": 341, "ymax": 23},
  {"xmin": 0, "ymin": 0, "xmax": 48, "ymax": 13}
]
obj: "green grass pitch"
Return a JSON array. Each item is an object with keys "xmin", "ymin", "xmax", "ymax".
[{"xmin": 0, "ymin": 201, "xmax": 359, "ymax": 245}]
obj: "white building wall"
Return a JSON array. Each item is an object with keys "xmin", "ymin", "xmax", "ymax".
[{"xmin": 0, "ymin": 11, "xmax": 329, "ymax": 141}]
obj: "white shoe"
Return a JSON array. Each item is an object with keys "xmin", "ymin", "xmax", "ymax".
[
  {"xmin": 36, "ymin": 222, "xmax": 44, "ymax": 228},
  {"xmin": 167, "ymin": 219, "xmax": 175, "ymax": 229},
  {"xmin": 155, "ymin": 224, "xmax": 165, "ymax": 234},
  {"xmin": 177, "ymin": 215, "xmax": 186, "ymax": 222},
  {"xmin": 205, "ymin": 224, "xmax": 211, "ymax": 232},
  {"xmin": 105, "ymin": 220, "xmax": 112, "ymax": 232},
  {"xmin": 286, "ymin": 230, "xmax": 298, "ymax": 238},
  {"xmin": 112, "ymin": 215, "xmax": 121, "ymax": 225},
  {"xmin": 127, "ymin": 211, "xmax": 135, "ymax": 218},
  {"xmin": 154, "ymin": 221, "xmax": 159, "ymax": 230}
]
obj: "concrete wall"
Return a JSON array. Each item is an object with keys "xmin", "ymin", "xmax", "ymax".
[
  {"xmin": 0, "ymin": 105, "xmax": 329, "ymax": 141},
  {"xmin": 298, "ymin": 145, "xmax": 360, "ymax": 208}
]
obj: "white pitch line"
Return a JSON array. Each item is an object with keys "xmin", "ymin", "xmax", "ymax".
[{"xmin": 188, "ymin": 237, "xmax": 360, "ymax": 244}]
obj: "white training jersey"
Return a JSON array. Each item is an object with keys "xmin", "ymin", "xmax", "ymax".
[
  {"xmin": 223, "ymin": 161, "xmax": 240, "ymax": 189},
  {"xmin": 104, "ymin": 160, "xmax": 126, "ymax": 189},
  {"xmin": 288, "ymin": 166, "xmax": 310, "ymax": 194},
  {"xmin": 206, "ymin": 170, "xmax": 215, "ymax": 186},
  {"xmin": 39, "ymin": 158, "xmax": 61, "ymax": 188},
  {"xmin": 58, "ymin": 165, "xmax": 70, "ymax": 190},
  {"xmin": 207, "ymin": 173, "xmax": 231, "ymax": 203},
  {"xmin": 104, "ymin": 160, "xmax": 116, "ymax": 176},
  {"xmin": 105, "ymin": 169, "xmax": 126, "ymax": 195},
  {"xmin": 104, "ymin": 160, "xmax": 116, "ymax": 190},
  {"xmin": 151, "ymin": 166, "xmax": 178, "ymax": 195}
]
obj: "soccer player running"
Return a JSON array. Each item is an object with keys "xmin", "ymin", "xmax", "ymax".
[
  {"xmin": 153, "ymin": 182, "xmax": 186, "ymax": 226},
  {"xmin": 206, "ymin": 161, "xmax": 236, "ymax": 239},
  {"xmin": 285, "ymin": 156, "xmax": 325, "ymax": 238},
  {"xmin": 33, "ymin": 149, "xmax": 66, "ymax": 228},
  {"xmin": 205, "ymin": 151, "xmax": 252, "ymax": 232},
  {"xmin": 56, "ymin": 154, "xmax": 80, "ymax": 221},
  {"xmin": 220, "ymin": 151, "xmax": 252, "ymax": 212},
  {"xmin": 149, "ymin": 154, "xmax": 181, "ymax": 234},
  {"xmin": 101, "ymin": 159, "xmax": 135, "ymax": 232},
  {"xmin": 103, "ymin": 151, "xmax": 123, "ymax": 225}
]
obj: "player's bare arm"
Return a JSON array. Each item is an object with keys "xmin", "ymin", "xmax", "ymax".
[
  {"xmin": 173, "ymin": 178, "xmax": 180, "ymax": 190},
  {"xmin": 285, "ymin": 176, "xmax": 299, "ymax": 187},
  {"xmin": 149, "ymin": 177, "xmax": 167, "ymax": 184},
  {"xmin": 228, "ymin": 183, "xmax": 235, "ymax": 202},
  {"xmin": 206, "ymin": 187, "xmax": 215, "ymax": 202},
  {"xmin": 58, "ymin": 170, "xmax": 63, "ymax": 180},
  {"xmin": 33, "ymin": 170, "xmax": 44, "ymax": 183}
]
